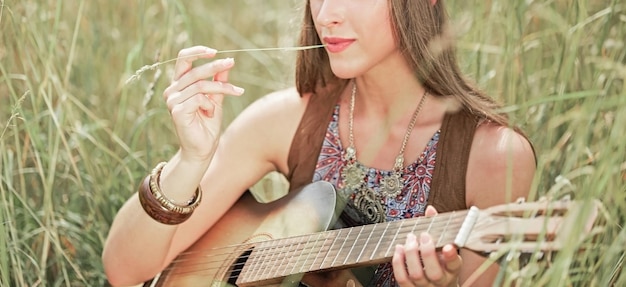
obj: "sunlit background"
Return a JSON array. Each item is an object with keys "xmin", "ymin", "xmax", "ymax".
[{"xmin": 1, "ymin": 0, "xmax": 624, "ymax": 285}]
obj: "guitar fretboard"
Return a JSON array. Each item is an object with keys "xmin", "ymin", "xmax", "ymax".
[{"xmin": 239, "ymin": 210, "xmax": 470, "ymax": 284}]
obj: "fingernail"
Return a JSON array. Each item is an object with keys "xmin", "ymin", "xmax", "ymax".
[
  {"xmin": 395, "ymin": 244, "xmax": 404, "ymax": 252},
  {"xmin": 205, "ymin": 48, "xmax": 217, "ymax": 54},
  {"xmin": 420, "ymin": 232, "xmax": 431, "ymax": 244},
  {"xmin": 406, "ymin": 233, "xmax": 416, "ymax": 243},
  {"xmin": 233, "ymin": 86, "xmax": 245, "ymax": 94},
  {"xmin": 223, "ymin": 58, "xmax": 234, "ymax": 66}
]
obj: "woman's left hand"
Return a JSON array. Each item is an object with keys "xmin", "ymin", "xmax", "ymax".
[{"xmin": 392, "ymin": 206, "xmax": 462, "ymax": 287}]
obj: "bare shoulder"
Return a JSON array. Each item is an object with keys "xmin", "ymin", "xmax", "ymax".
[
  {"xmin": 229, "ymin": 88, "xmax": 308, "ymax": 126},
  {"xmin": 222, "ymin": 87, "xmax": 311, "ymax": 172},
  {"xmin": 245, "ymin": 87, "xmax": 309, "ymax": 118},
  {"xmin": 470, "ymin": 122, "xmax": 536, "ymax": 165},
  {"xmin": 465, "ymin": 121, "xmax": 537, "ymax": 208}
]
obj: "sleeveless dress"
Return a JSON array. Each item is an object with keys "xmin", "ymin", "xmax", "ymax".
[{"xmin": 312, "ymin": 105, "xmax": 441, "ymax": 287}]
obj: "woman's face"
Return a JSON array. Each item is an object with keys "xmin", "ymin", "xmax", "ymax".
[{"xmin": 310, "ymin": 0, "xmax": 401, "ymax": 79}]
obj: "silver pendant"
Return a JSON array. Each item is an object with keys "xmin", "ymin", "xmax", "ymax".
[
  {"xmin": 380, "ymin": 171, "xmax": 404, "ymax": 198},
  {"xmin": 340, "ymin": 162, "xmax": 366, "ymax": 197},
  {"xmin": 341, "ymin": 145, "xmax": 366, "ymax": 196}
]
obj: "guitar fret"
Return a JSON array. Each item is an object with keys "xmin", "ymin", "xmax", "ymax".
[
  {"xmin": 273, "ymin": 238, "xmax": 290, "ymax": 280},
  {"xmin": 281, "ymin": 237, "xmax": 298, "ymax": 278},
  {"xmin": 355, "ymin": 223, "xmax": 376, "ymax": 265},
  {"xmin": 289, "ymin": 237, "xmax": 305, "ymax": 274},
  {"xmin": 427, "ymin": 216, "xmax": 442, "ymax": 244},
  {"xmin": 342, "ymin": 225, "xmax": 364, "ymax": 266},
  {"xmin": 291, "ymin": 235, "xmax": 314, "ymax": 274},
  {"xmin": 239, "ymin": 246, "xmax": 254, "ymax": 282},
  {"xmin": 436, "ymin": 216, "xmax": 450, "ymax": 245},
  {"xmin": 309, "ymin": 231, "xmax": 334, "ymax": 271},
  {"xmin": 285, "ymin": 236, "xmax": 312, "ymax": 275},
  {"xmin": 369, "ymin": 221, "xmax": 390, "ymax": 261},
  {"xmin": 408, "ymin": 217, "xmax": 418, "ymax": 235},
  {"xmin": 274, "ymin": 237, "xmax": 296, "ymax": 280},
  {"xmin": 437, "ymin": 212, "xmax": 454, "ymax": 246},
  {"xmin": 247, "ymin": 242, "xmax": 264, "ymax": 281},
  {"xmin": 264, "ymin": 238, "xmax": 280, "ymax": 280},
  {"xmin": 384, "ymin": 220, "xmax": 405, "ymax": 257},
  {"xmin": 331, "ymin": 227, "xmax": 353, "ymax": 267},
  {"xmin": 319, "ymin": 228, "xmax": 342, "ymax": 270},
  {"xmin": 426, "ymin": 216, "xmax": 434, "ymax": 234},
  {"xmin": 299, "ymin": 232, "xmax": 323, "ymax": 273},
  {"xmin": 257, "ymin": 238, "xmax": 281, "ymax": 281},
  {"xmin": 245, "ymin": 241, "xmax": 264, "ymax": 282}
]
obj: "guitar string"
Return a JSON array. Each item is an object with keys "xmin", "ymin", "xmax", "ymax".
[
  {"xmin": 166, "ymin": 226, "xmax": 465, "ymax": 282},
  {"xmin": 167, "ymin": 224, "xmax": 465, "ymax": 282},
  {"xmin": 171, "ymin": 211, "xmax": 562, "ymax": 283},
  {"xmin": 168, "ymin": 229, "xmax": 464, "ymax": 283},
  {"xmin": 168, "ymin": 210, "xmax": 469, "ymax": 260},
  {"xmin": 165, "ymin": 211, "xmax": 468, "ymax": 265},
  {"xmin": 164, "ymin": 213, "xmax": 468, "ymax": 272},
  {"xmin": 165, "ymin": 218, "xmax": 467, "ymax": 277},
  {"xmin": 160, "ymin": 212, "xmax": 469, "ymax": 280}
]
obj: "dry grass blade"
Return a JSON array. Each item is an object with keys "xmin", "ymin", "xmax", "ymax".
[{"xmin": 124, "ymin": 45, "xmax": 326, "ymax": 85}]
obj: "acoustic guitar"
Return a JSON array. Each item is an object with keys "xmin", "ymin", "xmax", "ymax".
[{"xmin": 143, "ymin": 181, "xmax": 600, "ymax": 287}]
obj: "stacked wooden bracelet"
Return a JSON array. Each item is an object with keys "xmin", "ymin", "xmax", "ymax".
[{"xmin": 137, "ymin": 161, "xmax": 202, "ymax": 225}]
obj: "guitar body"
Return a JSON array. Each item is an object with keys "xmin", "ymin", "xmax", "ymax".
[{"xmin": 145, "ymin": 181, "xmax": 340, "ymax": 287}]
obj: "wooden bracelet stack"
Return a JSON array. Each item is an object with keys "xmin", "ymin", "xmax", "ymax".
[{"xmin": 137, "ymin": 162, "xmax": 202, "ymax": 225}]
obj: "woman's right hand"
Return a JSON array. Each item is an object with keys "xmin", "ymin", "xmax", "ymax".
[{"xmin": 163, "ymin": 46, "xmax": 245, "ymax": 163}]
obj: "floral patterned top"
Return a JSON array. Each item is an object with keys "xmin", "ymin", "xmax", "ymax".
[{"xmin": 312, "ymin": 105, "xmax": 440, "ymax": 287}]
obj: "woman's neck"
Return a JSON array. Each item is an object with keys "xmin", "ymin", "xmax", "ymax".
[
  {"xmin": 350, "ymin": 50, "xmax": 427, "ymax": 119},
  {"xmin": 352, "ymin": 73, "xmax": 427, "ymax": 124}
]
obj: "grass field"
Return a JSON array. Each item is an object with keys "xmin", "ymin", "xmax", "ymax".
[{"xmin": 1, "ymin": 0, "xmax": 624, "ymax": 286}]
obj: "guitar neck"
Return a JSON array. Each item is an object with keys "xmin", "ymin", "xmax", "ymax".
[{"xmin": 238, "ymin": 210, "xmax": 471, "ymax": 285}]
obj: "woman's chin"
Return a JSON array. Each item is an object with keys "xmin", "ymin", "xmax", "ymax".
[
  {"xmin": 332, "ymin": 73, "xmax": 355, "ymax": 80},
  {"xmin": 329, "ymin": 67, "xmax": 360, "ymax": 80}
]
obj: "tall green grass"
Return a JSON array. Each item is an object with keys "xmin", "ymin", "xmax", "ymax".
[{"xmin": 0, "ymin": 0, "xmax": 624, "ymax": 286}]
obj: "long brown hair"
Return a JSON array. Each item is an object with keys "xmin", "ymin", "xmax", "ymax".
[{"xmin": 295, "ymin": 0, "xmax": 508, "ymax": 125}]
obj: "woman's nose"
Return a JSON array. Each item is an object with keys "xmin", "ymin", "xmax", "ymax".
[{"xmin": 315, "ymin": 0, "xmax": 346, "ymax": 28}]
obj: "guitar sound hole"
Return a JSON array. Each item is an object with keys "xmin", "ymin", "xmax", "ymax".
[{"xmin": 228, "ymin": 248, "xmax": 253, "ymax": 286}]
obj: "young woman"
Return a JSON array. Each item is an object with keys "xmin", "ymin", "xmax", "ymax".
[{"xmin": 103, "ymin": 0, "xmax": 536, "ymax": 286}]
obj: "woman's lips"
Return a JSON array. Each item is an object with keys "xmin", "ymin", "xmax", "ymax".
[{"xmin": 323, "ymin": 37, "xmax": 355, "ymax": 53}]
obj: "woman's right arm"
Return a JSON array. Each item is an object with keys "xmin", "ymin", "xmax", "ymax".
[
  {"xmin": 103, "ymin": 45, "xmax": 311, "ymax": 286},
  {"xmin": 101, "ymin": 46, "xmax": 258, "ymax": 286}
]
